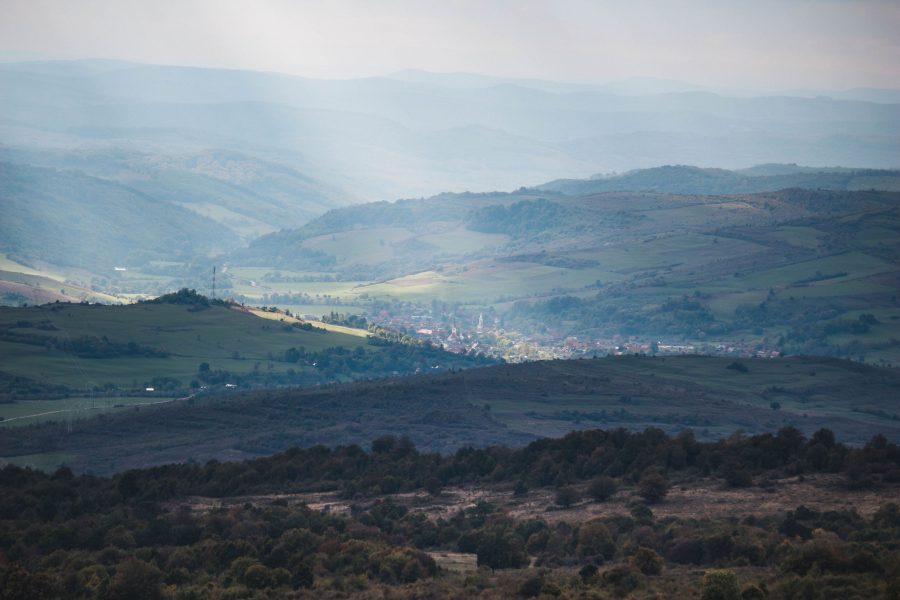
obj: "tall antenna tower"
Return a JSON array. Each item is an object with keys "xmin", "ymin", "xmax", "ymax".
[{"xmin": 212, "ymin": 266, "xmax": 216, "ymax": 300}]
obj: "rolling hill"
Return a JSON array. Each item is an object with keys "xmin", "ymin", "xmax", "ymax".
[
  {"xmin": 0, "ymin": 290, "xmax": 494, "ymax": 407},
  {"xmin": 2, "ymin": 58, "xmax": 898, "ymax": 299},
  {"xmin": 0, "ymin": 162, "xmax": 239, "ymax": 271},
  {"xmin": 232, "ymin": 187, "xmax": 900, "ymax": 363},
  {"xmin": 1, "ymin": 354, "xmax": 897, "ymax": 474},
  {"xmin": 535, "ymin": 165, "xmax": 900, "ymax": 196}
]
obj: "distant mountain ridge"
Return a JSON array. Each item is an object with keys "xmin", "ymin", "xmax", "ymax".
[
  {"xmin": 2, "ymin": 58, "xmax": 898, "ymax": 202},
  {"xmin": 535, "ymin": 165, "xmax": 900, "ymax": 196},
  {"xmin": 1, "ymin": 57, "xmax": 899, "ymax": 291}
]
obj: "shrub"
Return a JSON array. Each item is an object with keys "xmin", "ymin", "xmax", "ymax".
[
  {"xmin": 518, "ymin": 573, "xmax": 545, "ymax": 598},
  {"xmin": 632, "ymin": 546, "xmax": 664, "ymax": 576},
  {"xmin": 602, "ymin": 564, "xmax": 641, "ymax": 595},
  {"xmin": 701, "ymin": 569, "xmax": 742, "ymax": 600},
  {"xmin": 243, "ymin": 564, "xmax": 275, "ymax": 589},
  {"xmin": 587, "ymin": 476, "xmax": 617, "ymax": 501},
  {"xmin": 106, "ymin": 557, "xmax": 164, "ymax": 600},
  {"xmin": 630, "ymin": 504, "xmax": 654, "ymax": 523},
  {"xmin": 579, "ymin": 564, "xmax": 599, "ymax": 582},
  {"xmin": 637, "ymin": 469, "xmax": 669, "ymax": 504},
  {"xmin": 476, "ymin": 528, "xmax": 528, "ymax": 571},
  {"xmin": 576, "ymin": 520, "xmax": 615, "ymax": 560},
  {"xmin": 741, "ymin": 584, "xmax": 765, "ymax": 599},
  {"xmin": 555, "ymin": 486, "xmax": 580, "ymax": 508}
]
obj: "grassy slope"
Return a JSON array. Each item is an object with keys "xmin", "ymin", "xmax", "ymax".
[
  {"xmin": 535, "ymin": 165, "xmax": 900, "ymax": 195},
  {"xmin": 0, "ymin": 162, "xmax": 238, "ymax": 271},
  {"xmin": 1, "ymin": 355, "xmax": 897, "ymax": 474},
  {"xmin": 231, "ymin": 189, "xmax": 900, "ymax": 361},
  {"xmin": 0, "ymin": 301, "xmax": 367, "ymax": 391}
]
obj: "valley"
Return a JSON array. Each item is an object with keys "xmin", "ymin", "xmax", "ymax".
[
  {"xmin": 1, "ymin": 15, "xmax": 899, "ymax": 597},
  {"xmin": 225, "ymin": 186, "xmax": 900, "ymax": 365}
]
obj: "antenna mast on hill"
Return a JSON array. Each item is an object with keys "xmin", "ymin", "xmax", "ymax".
[{"xmin": 212, "ymin": 266, "xmax": 216, "ymax": 300}]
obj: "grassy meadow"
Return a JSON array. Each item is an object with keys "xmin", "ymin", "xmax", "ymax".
[{"xmin": 0, "ymin": 301, "xmax": 368, "ymax": 390}]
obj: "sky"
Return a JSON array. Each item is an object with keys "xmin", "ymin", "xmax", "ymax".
[{"xmin": 1, "ymin": 0, "xmax": 899, "ymax": 90}]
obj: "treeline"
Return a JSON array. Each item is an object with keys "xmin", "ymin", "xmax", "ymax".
[
  {"xmin": 0, "ymin": 325, "xmax": 168, "ymax": 359},
  {"xmin": 466, "ymin": 199, "xmax": 573, "ymax": 238},
  {"xmin": 193, "ymin": 341, "xmax": 495, "ymax": 389},
  {"xmin": 321, "ymin": 312, "xmax": 368, "ymax": 329},
  {"xmin": 49, "ymin": 426, "xmax": 900, "ymax": 503},
  {"xmin": 508, "ymin": 290, "xmax": 893, "ymax": 359},
  {"xmin": 506, "ymin": 292, "xmax": 724, "ymax": 340}
]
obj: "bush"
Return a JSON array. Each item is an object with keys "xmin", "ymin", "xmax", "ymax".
[
  {"xmin": 576, "ymin": 520, "xmax": 615, "ymax": 559},
  {"xmin": 555, "ymin": 486, "xmax": 580, "ymax": 508},
  {"xmin": 741, "ymin": 584, "xmax": 766, "ymax": 599},
  {"xmin": 587, "ymin": 476, "xmax": 617, "ymax": 501},
  {"xmin": 632, "ymin": 546, "xmax": 664, "ymax": 576},
  {"xmin": 630, "ymin": 503, "xmax": 654, "ymax": 523},
  {"xmin": 722, "ymin": 460, "xmax": 754, "ymax": 487},
  {"xmin": 701, "ymin": 569, "xmax": 742, "ymax": 600},
  {"xmin": 518, "ymin": 573, "xmax": 545, "ymax": 598},
  {"xmin": 637, "ymin": 469, "xmax": 669, "ymax": 504},
  {"xmin": 602, "ymin": 564, "xmax": 641, "ymax": 595},
  {"xmin": 106, "ymin": 557, "xmax": 164, "ymax": 600},
  {"xmin": 243, "ymin": 563, "xmax": 274, "ymax": 589},
  {"xmin": 476, "ymin": 528, "xmax": 528, "ymax": 571},
  {"xmin": 579, "ymin": 564, "xmax": 598, "ymax": 582}
]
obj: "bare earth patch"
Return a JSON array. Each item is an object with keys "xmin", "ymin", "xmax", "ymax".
[{"xmin": 174, "ymin": 473, "xmax": 894, "ymax": 525}]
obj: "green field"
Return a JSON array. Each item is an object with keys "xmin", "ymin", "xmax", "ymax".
[{"xmin": 0, "ymin": 302, "xmax": 369, "ymax": 390}]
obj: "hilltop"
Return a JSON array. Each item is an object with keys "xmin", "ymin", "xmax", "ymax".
[{"xmin": 0, "ymin": 289, "xmax": 494, "ymax": 406}]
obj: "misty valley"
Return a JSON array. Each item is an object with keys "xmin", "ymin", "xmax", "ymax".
[{"xmin": 1, "ymin": 45, "xmax": 899, "ymax": 600}]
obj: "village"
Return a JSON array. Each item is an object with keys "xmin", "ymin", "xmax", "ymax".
[{"xmin": 362, "ymin": 307, "xmax": 782, "ymax": 363}]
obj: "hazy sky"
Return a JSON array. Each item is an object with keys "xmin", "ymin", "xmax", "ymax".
[{"xmin": 2, "ymin": 0, "xmax": 899, "ymax": 90}]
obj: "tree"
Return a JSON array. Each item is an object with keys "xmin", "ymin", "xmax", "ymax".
[
  {"xmin": 700, "ymin": 569, "xmax": 741, "ymax": 600},
  {"xmin": 632, "ymin": 547, "xmax": 664, "ymax": 576},
  {"xmin": 0, "ymin": 563, "xmax": 31, "ymax": 600},
  {"xmin": 106, "ymin": 558, "xmax": 164, "ymax": 600},
  {"xmin": 576, "ymin": 520, "xmax": 615, "ymax": 559},
  {"xmin": 587, "ymin": 476, "xmax": 617, "ymax": 501},
  {"xmin": 476, "ymin": 527, "xmax": 528, "ymax": 571},
  {"xmin": 637, "ymin": 469, "xmax": 669, "ymax": 503},
  {"xmin": 555, "ymin": 485, "xmax": 580, "ymax": 508}
]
